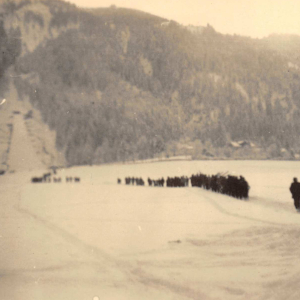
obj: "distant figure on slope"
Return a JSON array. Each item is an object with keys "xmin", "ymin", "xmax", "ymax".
[{"xmin": 290, "ymin": 178, "xmax": 300, "ymax": 210}]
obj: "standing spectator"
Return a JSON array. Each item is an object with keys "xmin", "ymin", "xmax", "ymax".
[{"xmin": 290, "ymin": 178, "xmax": 300, "ymax": 210}]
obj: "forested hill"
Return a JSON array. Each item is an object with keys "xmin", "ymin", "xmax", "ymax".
[{"xmin": 1, "ymin": 0, "xmax": 300, "ymax": 165}]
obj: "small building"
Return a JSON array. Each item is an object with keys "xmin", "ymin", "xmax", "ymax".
[{"xmin": 229, "ymin": 141, "xmax": 255, "ymax": 148}]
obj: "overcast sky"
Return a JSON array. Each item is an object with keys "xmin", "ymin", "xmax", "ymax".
[{"xmin": 67, "ymin": 0, "xmax": 300, "ymax": 38}]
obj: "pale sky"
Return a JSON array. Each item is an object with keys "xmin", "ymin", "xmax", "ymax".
[{"xmin": 67, "ymin": 0, "xmax": 300, "ymax": 38}]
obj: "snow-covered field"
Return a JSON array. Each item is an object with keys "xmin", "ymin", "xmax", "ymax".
[
  {"xmin": 2, "ymin": 160, "xmax": 300, "ymax": 300},
  {"xmin": 1, "ymin": 109, "xmax": 300, "ymax": 300}
]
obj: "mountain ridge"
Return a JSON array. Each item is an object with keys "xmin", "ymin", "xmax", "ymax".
[{"xmin": 1, "ymin": 0, "xmax": 300, "ymax": 165}]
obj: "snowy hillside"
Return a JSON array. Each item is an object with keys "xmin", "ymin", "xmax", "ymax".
[
  {"xmin": 2, "ymin": 0, "xmax": 300, "ymax": 164},
  {"xmin": 0, "ymin": 78, "xmax": 65, "ymax": 173}
]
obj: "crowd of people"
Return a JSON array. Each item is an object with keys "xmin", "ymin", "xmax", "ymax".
[
  {"xmin": 166, "ymin": 176, "xmax": 189, "ymax": 187},
  {"xmin": 148, "ymin": 178, "xmax": 165, "ymax": 187},
  {"xmin": 190, "ymin": 173, "xmax": 250, "ymax": 199},
  {"xmin": 124, "ymin": 177, "xmax": 166, "ymax": 187},
  {"xmin": 120, "ymin": 172, "xmax": 250, "ymax": 199},
  {"xmin": 124, "ymin": 177, "xmax": 145, "ymax": 186},
  {"xmin": 123, "ymin": 176, "xmax": 189, "ymax": 187},
  {"xmin": 31, "ymin": 172, "xmax": 80, "ymax": 183}
]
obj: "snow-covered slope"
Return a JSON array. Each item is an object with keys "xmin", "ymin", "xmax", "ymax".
[{"xmin": 0, "ymin": 79, "xmax": 64, "ymax": 173}]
